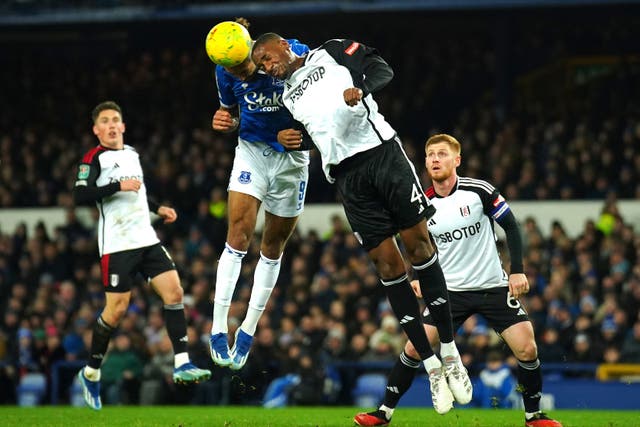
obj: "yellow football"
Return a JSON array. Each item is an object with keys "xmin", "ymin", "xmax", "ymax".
[{"xmin": 205, "ymin": 21, "xmax": 252, "ymax": 67}]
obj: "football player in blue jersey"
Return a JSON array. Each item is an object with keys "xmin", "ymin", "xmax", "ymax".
[{"xmin": 207, "ymin": 19, "xmax": 311, "ymax": 371}]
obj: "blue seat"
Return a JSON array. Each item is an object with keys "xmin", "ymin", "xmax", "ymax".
[
  {"xmin": 352, "ymin": 373, "xmax": 387, "ymax": 408},
  {"xmin": 17, "ymin": 373, "xmax": 47, "ymax": 406},
  {"xmin": 69, "ymin": 374, "xmax": 86, "ymax": 407}
]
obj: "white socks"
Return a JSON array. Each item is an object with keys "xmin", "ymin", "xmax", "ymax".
[
  {"xmin": 423, "ymin": 354, "xmax": 443, "ymax": 372},
  {"xmin": 379, "ymin": 405, "xmax": 394, "ymax": 420},
  {"xmin": 440, "ymin": 340, "xmax": 460, "ymax": 360},
  {"xmin": 212, "ymin": 246, "xmax": 282, "ymax": 337},
  {"xmin": 83, "ymin": 366, "xmax": 101, "ymax": 381},
  {"xmin": 240, "ymin": 253, "xmax": 281, "ymax": 336},
  {"xmin": 174, "ymin": 352, "xmax": 189, "ymax": 369},
  {"xmin": 212, "ymin": 244, "xmax": 246, "ymax": 334}
]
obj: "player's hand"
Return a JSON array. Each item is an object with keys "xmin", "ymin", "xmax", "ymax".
[
  {"xmin": 508, "ymin": 273, "xmax": 529, "ymax": 299},
  {"xmin": 277, "ymin": 129, "xmax": 303, "ymax": 150},
  {"xmin": 344, "ymin": 87, "xmax": 363, "ymax": 106},
  {"xmin": 410, "ymin": 279, "xmax": 422, "ymax": 298},
  {"xmin": 212, "ymin": 109, "xmax": 239, "ymax": 133},
  {"xmin": 157, "ymin": 206, "xmax": 177, "ymax": 224},
  {"xmin": 120, "ymin": 179, "xmax": 141, "ymax": 192}
]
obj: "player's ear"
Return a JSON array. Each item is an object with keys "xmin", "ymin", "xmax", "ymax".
[
  {"xmin": 455, "ymin": 155, "xmax": 461, "ymax": 167},
  {"xmin": 121, "ymin": 122, "xmax": 126, "ymax": 134},
  {"xmin": 92, "ymin": 124, "xmax": 99, "ymax": 137}
]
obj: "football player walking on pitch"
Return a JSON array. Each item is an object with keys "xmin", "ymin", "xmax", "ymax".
[{"xmin": 73, "ymin": 101, "xmax": 211, "ymax": 410}]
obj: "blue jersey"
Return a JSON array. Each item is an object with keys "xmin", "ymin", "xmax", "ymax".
[{"xmin": 215, "ymin": 39, "xmax": 309, "ymax": 152}]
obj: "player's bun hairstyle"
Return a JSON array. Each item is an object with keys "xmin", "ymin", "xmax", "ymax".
[
  {"xmin": 235, "ymin": 17, "xmax": 250, "ymax": 30},
  {"xmin": 425, "ymin": 133, "xmax": 461, "ymax": 155},
  {"xmin": 92, "ymin": 101, "xmax": 123, "ymax": 123}
]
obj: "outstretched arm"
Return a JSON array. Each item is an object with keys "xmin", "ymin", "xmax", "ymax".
[{"xmin": 497, "ymin": 211, "xmax": 528, "ymax": 298}]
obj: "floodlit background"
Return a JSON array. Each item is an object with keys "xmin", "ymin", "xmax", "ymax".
[{"xmin": 1, "ymin": 0, "xmax": 639, "ymax": 411}]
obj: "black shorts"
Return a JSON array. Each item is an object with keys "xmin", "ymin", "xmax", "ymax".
[
  {"xmin": 423, "ymin": 286, "xmax": 530, "ymax": 334},
  {"xmin": 100, "ymin": 243, "xmax": 176, "ymax": 293},
  {"xmin": 333, "ymin": 137, "xmax": 435, "ymax": 251}
]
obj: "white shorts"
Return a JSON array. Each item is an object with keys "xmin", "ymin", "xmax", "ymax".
[{"xmin": 228, "ymin": 138, "xmax": 310, "ymax": 218}]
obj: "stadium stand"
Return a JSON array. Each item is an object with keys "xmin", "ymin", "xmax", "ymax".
[{"xmin": 1, "ymin": 0, "xmax": 640, "ymax": 408}]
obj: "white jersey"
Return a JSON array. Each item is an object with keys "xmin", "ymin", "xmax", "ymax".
[
  {"xmin": 282, "ymin": 40, "xmax": 396, "ymax": 183},
  {"xmin": 425, "ymin": 177, "xmax": 511, "ymax": 292},
  {"xmin": 74, "ymin": 144, "xmax": 159, "ymax": 256}
]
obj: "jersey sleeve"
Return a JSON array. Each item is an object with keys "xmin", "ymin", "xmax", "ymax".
[
  {"xmin": 477, "ymin": 183, "xmax": 523, "ymax": 274},
  {"xmin": 73, "ymin": 153, "xmax": 119, "ymax": 205},
  {"xmin": 320, "ymin": 39, "xmax": 394, "ymax": 96},
  {"xmin": 476, "ymin": 181, "xmax": 511, "ymax": 222},
  {"xmin": 288, "ymin": 39, "xmax": 310, "ymax": 56},
  {"xmin": 147, "ymin": 198, "xmax": 160, "ymax": 214},
  {"xmin": 215, "ymin": 66, "xmax": 237, "ymax": 109}
]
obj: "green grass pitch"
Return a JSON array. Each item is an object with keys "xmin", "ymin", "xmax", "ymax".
[{"xmin": 1, "ymin": 406, "xmax": 639, "ymax": 426}]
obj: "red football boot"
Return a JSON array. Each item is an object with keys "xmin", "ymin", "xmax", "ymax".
[
  {"xmin": 525, "ymin": 412, "xmax": 563, "ymax": 427},
  {"xmin": 354, "ymin": 410, "xmax": 391, "ymax": 426}
]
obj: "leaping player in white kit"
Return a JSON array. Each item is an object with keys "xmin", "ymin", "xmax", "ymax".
[
  {"xmin": 251, "ymin": 34, "xmax": 471, "ymax": 414},
  {"xmin": 355, "ymin": 134, "xmax": 562, "ymax": 427}
]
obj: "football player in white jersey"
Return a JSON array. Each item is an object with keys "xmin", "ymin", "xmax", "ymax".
[
  {"xmin": 73, "ymin": 101, "xmax": 210, "ymax": 410},
  {"xmin": 252, "ymin": 35, "xmax": 470, "ymax": 414},
  {"xmin": 355, "ymin": 134, "xmax": 561, "ymax": 427},
  {"xmin": 207, "ymin": 19, "xmax": 311, "ymax": 371}
]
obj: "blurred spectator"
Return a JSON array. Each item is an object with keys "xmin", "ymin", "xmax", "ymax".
[
  {"xmin": 139, "ymin": 333, "xmax": 174, "ymax": 405},
  {"xmin": 567, "ymin": 333, "xmax": 601, "ymax": 364},
  {"xmin": 368, "ymin": 315, "xmax": 405, "ymax": 356},
  {"xmin": 472, "ymin": 350, "xmax": 517, "ymax": 408},
  {"xmin": 101, "ymin": 334, "xmax": 143, "ymax": 405},
  {"xmin": 620, "ymin": 321, "xmax": 640, "ymax": 362},
  {"xmin": 537, "ymin": 328, "xmax": 565, "ymax": 363},
  {"xmin": 288, "ymin": 352, "xmax": 325, "ymax": 406}
]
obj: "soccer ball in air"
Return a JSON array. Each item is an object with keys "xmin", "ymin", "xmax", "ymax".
[{"xmin": 205, "ymin": 21, "xmax": 252, "ymax": 67}]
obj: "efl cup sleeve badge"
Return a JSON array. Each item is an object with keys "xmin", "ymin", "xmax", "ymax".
[
  {"xmin": 238, "ymin": 171, "xmax": 252, "ymax": 184},
  {"xmin": 110, "ymin": 274, "xmax": 119, "ymax": 287},
  {"xmin": 78, "ymin": 164, "xmax": 90, "ymax": 179}
]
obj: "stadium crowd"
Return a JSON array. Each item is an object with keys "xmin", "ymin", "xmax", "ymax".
[
  {"xmin": 1, "ymin": 194, "xmax": 640, "ymax": 405},
  {"xmin": 1, "ymin": 6, "xmax": 640, "ymax": 406}
]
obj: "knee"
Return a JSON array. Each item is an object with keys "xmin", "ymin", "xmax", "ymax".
[
  {"xmin": 260, "ymin": 239, "xmax": 285, "ymax": 260},
  {"xmin": 404, "ymin": 340, "xmax": 420, "ymax": 360},
  {"xmin": 104, "ymin": 301, "xmax": 128, "ymax": 325},
  {"xmin": 227, "ymin": 221, "xmax": 253, "ymax": 250},
  {"xmin": 373, "ymin": 256, "xmax": 405, "ymax": 279},
  {"xmin": 164, "ymin": 284, "xmax": 184, "ymax": 305},
  {"xmin": 405, "ymin": 239, "xmax": 435, "ymax": 264},
  {"xmin": 515, "ymin": 340, "xmax": 538, "ymax": 361}
]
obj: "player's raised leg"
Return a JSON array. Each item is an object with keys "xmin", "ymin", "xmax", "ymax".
[
  {"xmin": 231, "ymin": 204, "xmax": 301, "ymax": 370},
  {"xmin": 211, "ymin": 190, "xmax": 259, "ymax": 366}
]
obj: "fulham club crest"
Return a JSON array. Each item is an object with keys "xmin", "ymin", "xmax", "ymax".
[{"xmin": 459, "ymin": 205, "xmax": 471, "ymax": 217}]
